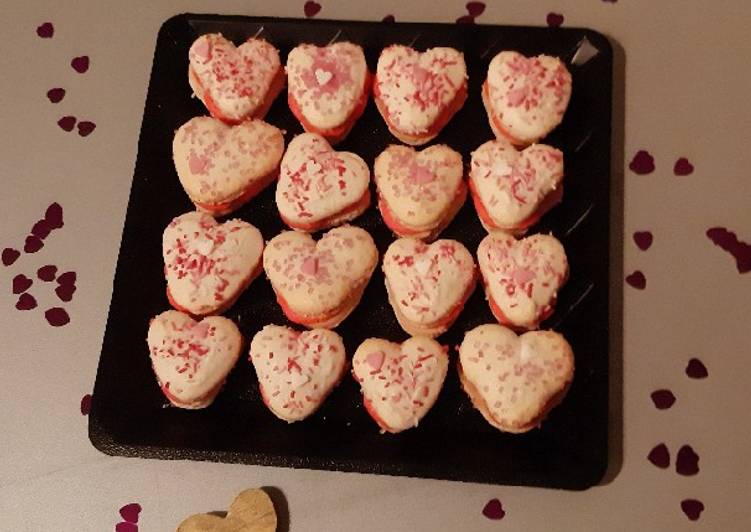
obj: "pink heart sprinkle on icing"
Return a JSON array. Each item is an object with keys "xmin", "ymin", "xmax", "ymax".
[
  {"xmin": 365, "ymin": 350, "xmax": 385, "ymax": 371},
  {"xmin": 301, "ymin": 256, "xmax": 319, "ymax": 276}
]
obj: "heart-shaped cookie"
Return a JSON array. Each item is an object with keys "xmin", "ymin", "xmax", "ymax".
[
  {"xmin": 287, "ymin": 42, "xmax": 371, "ymax": 144},
  {"xmin": 188, "ymin": 33, "xmax": 285, "ymax": 124},
  {"xmin": 173, "ymin": 117, "xmax": 284, "ymax": 216},
  {"xmin": 483, "ymin": 51, "xmax": 572, "ymax": 146},
  {"xmin": 383, "ymin": 238, "xmax": 476, "ymax": 337},
  {"xmin": 276, "ymin": 133, "xmax": 371, "ymax": 231},
  {"xmin": 469, "ymin": 138, "xmax": 564, "ymax": 233},
  {"xmin": 477, "ymin": 232, "xmax": 568, "ymax": 330},
  {"xmin": 458, "ymin": 324, "xmax": 574, "ymax": 433},
  {"xmin": 177, "ymin": 488, "xmax": 277, "ymax": 532},
  {"xmin": 374, "ymin": 144, "xmax": 466, "ymax": 240},
  {"xmin": 263, "ymin": 225, "xmax": 378, "ymax": 328},
  {"xmin": 352, "ymin": 336, "xmax": 448, "ymax": 433},
  {"xmin": 249, "ymin": 324, "xmax": 347, "ymax": 422},
  {"xmin": 163, "ymin": 211, "xmax": 264, "ymax": 316},
  {"xmin": 374, "ymin": 45, "xmax": 467, "ymax": 145},
  {"xmin": 147, "ymin": 310, "xmax": 242, "ymax": 409}
]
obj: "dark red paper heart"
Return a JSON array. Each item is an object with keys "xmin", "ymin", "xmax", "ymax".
[
  {"xmin": 58, "ymin": 116, "xmax": 76, "ymax": 132},
  {"xmin": 71, "ymin": 56, "xmax": 90, "ymax": 73},
  {"xmin": 676, "ymin": 445, "xmax": 699, "ymax": 476},
  {"xmin": 625, "ymin": 270, "xmax": 646, "ymax": 289},
  {"xmin": 681, "ymin": 499, "xmax": 704, "ymax": 521},
  {"xmin": 38, "ymin": 265, "xmax": 58, "ymax": 281},
  {"xmin": 466, "ymin": 2, "xmax": 486, "ymax": 16},
  {"xmin": 482, "ymin": 498, "xmax": 505, "ymax": 520},
  {"xmin": 24, "ymin": 235, "xmax": 44, "ymax": 253},
  {"xmin": 686, "ymin": 358, "xmax": 708, "ymax": 379},
  {"xmin": 12, "ymin": 274, "xmax": 33, "ymax": 294},
  {"xmin": 57, "ymin": 271, "xmax": 76, "ymax": 286},
  {"xmin": 45, "ymin": 307, "xmax": 70, "ymax": 327},
  {"xmin": 2, "ymin": 248, "xmax": 20, "ymax": 266},
  {"xmin": 16, "ymin": 293, "xmax": 37, "ymax": 311},
  {"xmin": 304, "ymin": 1, "xmax": 321, "ymax": 17},
  {"xmin": 56, "ymin": 284, "xmax": 76, "ymax": 302},
  {"xmin": 45, "ymin": 202, "xmax": 64, "ymax": 229},
  {"xmin": 706, "ymin": 227, "xmax": 751, "ymax": 273},
  {"xmin": 46, "ymin": 88, "xmax": 66, "ymax": 103},
  {"xmin": 633, "ymin": 231, "xmax": 653, "ymax": 251},
  {"xmin": 36, "ymin": 22, "xmax": 54, "ymax": 38},
  {"xmin": 119, "ymin": 503, "xmax": 142, "ymax": 523},
  {"xmin": 647, "ymin": 443, "xmax": 670, "ymax": 469},
  {"xmin": 650, "ymin": 389, "xmax": 675, "ymax": 409},
  {"xmin": 115, "ymin": 523, "xmax": 137, "ymax": 532},
  {"xmin": 382, "ymin": 15, "xmax": 395, "ymax": 23},
  {"xmin": 80, "ymin": 393, "xmax": 92, "ymax": 415},
  {"xmin": 32, "ymin": 219, "xmax": 53, "ymax": 239},
  {"xmin": 547, "ymin": 13, "xmax": 564, "ymax": 27},
  {"xmin": 629, "ymin": 150, "xmax": 655, "ymax": 175},
  {"xmin": 673, "ymin": 157, "xmax": 694, "ymax": 176},
  {"xmin": 78, "ymin": 121, "xmax": 96, "ymax": 137},
  {"xmin": 456, "ymin": 15, "xmax": 475, "ymax": 24}
]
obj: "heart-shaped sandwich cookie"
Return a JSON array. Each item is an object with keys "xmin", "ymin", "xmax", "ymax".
[
  {"xmin": 188, "ymin": 33, "xmax": 285, "ymax": 124},
  {"xmin": 375, "ymin": 144, "xmax": 466, "ymax": 240},
  {"xmin": 374, "ymin": 45, "xmax": 467, "ymax": 145},
  {"xmin": 483, "ymin": 51, "xmax": 572, "ymax": 146},
  {"xmin": 250, "ymin": 325, "xmax": 347, "ymax": 422},
  {"xmin": 177, "ymin": 488, "xmax": 277, "ymax": 532},
  {"xmin": 458, "ymin": 324, "xmax": 574, "ymax": 433},
  {"xmin": 173, "ymin": 116, "xmax": 285, "ymax": 215},
  {"xmin": 477, "ymin": 233, "xmax": 568, "ymax": 330},
  {"xmin": 287, "ymin": 42, "xmax": 371, "ymax": 144},
  {"xmin": 147, "ymin": 310, "xmax": 242, "ymax": 409},
  {"xmin": 469, "ymin": 138, "xmax": 564, "ymax": 233},
  {"xmin": 263, "ymin": 225, "xmax": 378, "ymax": 328},
  {"xmin": 163, "ymin": 211, "xmax": 264, "ymax": 316},
  {"xmin": 352, "ymin": 336, "xmax": 448, "ymax": 433},
  {"xmin": 276, "ymin": 133, "xmax": 371, "ymax": 231},
  {"xmin": 383, "ymin": 238, "xmax": 476, "ymax": 337}
]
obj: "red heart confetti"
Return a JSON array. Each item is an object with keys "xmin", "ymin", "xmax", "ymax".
[
  {"xmin": 685, "ymin": 358, "xmax": 708, "ymax": 379},
  {"xmin": 482, "ymin": 498, "xmax": 505, "ymax": 520},
  {"xmin": 466, "ymin": 1, "xmax": 486, "ymax": 16},
  {"xmin": 676, "ymin": 445, "xmax": 700, "ymax": 476},
  {"xmin": 24, "ymin": 235, "xmax": 44, "ymax": 254},
  {"xmin": 119, "ymin": 503, "xmax": 142, "ymax": 524},
  {"xmin": 304, "ymin": 1, "xmax": 321, "ymax": 17},
  {"xmin": 58, "ymin": 116, "xmax": 77, "ymax": 132},
  {"xmin": 628, "ymin": 150, "xmax": 655, "ymax": 175},
  {"xmin": 71, "ymin": 56, "xmax": 90, "ymax": 73},
  {"xmin": 16, "ymin": 293, "xmax": 38, "ymax": 311},
  {"xmin": 12, "ymin": 274, "xmax": 33, "ymax": 294},
  {"xmin": 45, "ymin": 307, "xmax": 70, "ymax": 327},
  {"xmin": 650, "ymin": 389, "xmax": 675, "ymax": 409},
  {"xmin": 382, "ymin": 15, "xmax": 395, "ymax": 23},
  {"xmin": 115, "ymin": 523, "xmax": 138, "ymax": 532},
  {"xmin": 46, "ymin": 88, "xmax": 66, "ymax": 103},
  {"xmin": 77, "ymin": 121, "xmax": 96, "ymax": 137},
  {"xmin": 38, "ymin": 265, "xmax": 58, "ymax": 281},
  {"xmin": 673, "ymin": 157, "xmax": 694, "ymax": 176},
  {"xmin": 706, "ymin": 227, "xmax": 751, "ymax": 273},
  {"xmin": 680, "ymin": 499, "xmax": 705, "ymax": 521},
  {"xmin": 546, "ymin": 13, "xmax": 564, "ymax": 27},
  {"xmin": 647, "ymin": 443, "xmax": 670, "ymax": 469},
  {"xmin": 57, "ymin": 271, "xmax": 77, "ymax": 286},
  {"xmin": 80, "ymin": 393, "xmax": 92, "ymax": 415},
  {"xmin": 2, "ymin": 248, "xmax": 21, "ymax": 267},
  {"xmin": 55, "ymin": 284, "xmax": 76, "ymax": 302},
  {"xmin": 625, "ymin": 270, "xmax": 646, "ymax": 289},
  {"xmin": 31, "ymin": 219, "xmax": 53, "ymax": 239},
  {"xmin": 45, "ymin": 202, "xmax": 64, "ymax": 229},
  {"xmin": 36, "ymin": 22, "xmax": 54, "ymax": 38},
  {"xmin": 633, "ymin": 231, "xmax": 653, "ymax": 251}
]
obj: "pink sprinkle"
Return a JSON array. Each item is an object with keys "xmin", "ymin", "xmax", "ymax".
[
  {"xmin": 546, "ymin": 13, "xmax": 564, "ymax": 28},
  {"xmin": 673, "ymin": 157, "xmax": 694, "ymax": 176},
  {"xmin": 507, "ymin": 87, "xmax": 527, "ymax": 106},
  {"xmin": 191, "ymin": 321, "xmax": 211, "ymax": 339},
  {"xmin": 45, "ymin": 307, "xmax": 70, "ymax": 327},
  {"xmin": 71, "ymin": 56, "xmax": 90, "ymax": 73},
  {"xmin": 680, "ymin": 499, "xmax": 704, "ymax": 521},
  {"xmin": 38, "ymin": 265, "xmax": 58, "ymax": 281},
  {"xmin": 16, "ymin": 293, "xmax": 37, "ymax": 311},
  {"xmin": 625, "ymin": 270, "xmax": 646, "ymax": 289},
  {"xmin": 650, "ymin": 389, "xmax": 675, "ymax": 409},
  {"xmin": 2, "ymin": 248, "xmax": 20, "ymax": 266},
  {"xmin": 482, "ymin": 498, "xmax": 505, "ymax": 520},
  {"xmin": 189, "ymin": 153, "xmax": 209, "ymax": 174},
  {"xmin": 58, "ymin": 116, "xmax": 77, "ymax": 132},
  {"xmin": 628, "ymin": 150, "xmax": 655, "ymax": 175},
  {"xmin": 466, "ymin": 1, "xmax": 486, "ymax": 16},
  {"xmin": 633, "ymin": 231, "xmax": 653, "ymax": 251},
  {"xmin": 192, "ymin": 38, "xmax": 211, "ymax": 60},
  {"xmin": 365, "ymin": 351, "xmax": 385, "ymax": 371},
  {"xmin": 119, "ymin": 503, "xmax": 142, "ymax": 524},
  {"xmin": 80, "ymin": 394, "xmax": 92, "ymax": 415},
  {"xmin": 304, "ymin": 1, "xmax": 322, "ymax": 17},
  {"xmin": 647, "ymin": 443, "xmax": 670, "ymax": 469},
  {"xmin": 685, "ymin": 358, "xmax": 708, "ymax": 379},
  {"xmin": 36, "ymin": 22, "xmax": 54, "ymax": 38},
  {"xmin": 46, "ymin": 88, "xmax": 65, "ymax": 103},
  {"xmin": 512, "ymin": 267, "xmax": 535, "ymax": 285},
  {"xmin": 24, "ymin": 235, "xmax": 44, "ymax": 253},
  {"xmin": 706, "ymin": 227, "xmax": 751, "ymax": 273},
  {"xmin": 411, "ymin": 164, "xmax": 435, "ymax": 185},
  {"xmin": 77, "ymin": 121, "xmax": 96, "ymax": 137},
  {"xmin": 301, "ymin": 256, "xmax": 319, "ymax": 275}
]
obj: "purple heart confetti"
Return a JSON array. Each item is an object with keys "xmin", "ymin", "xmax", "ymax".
[
  {"xmin": 628, "ymin": 150, "xmax": 655, "ymax": 175},
  {"xmin": 80, "ymin": 393, "xmax": 92, "ymax": 415},
  {"xmin": 686, "ymin": 358, "xmax": 708, "ymax": 379},
  {"xmin": 482, "ymin": 498, "xmax": 505, "ymax": 520},
  {"xmin": 45, "ymin": 307, "xmax": 70, "ymax": 327},
  {"xmin": 706, "ymin": 227, "xmax": 751, "ymax": 273},
  {"xmin": 680, "ymin": 499, "xmax": 704, "ymax": 521},
  {"xmin": 625, "ymin": 270, "xmax": 646, "ymax": 289},
  {"xmin": 71, "ymin": 55, "xmax": 90, "ymax": 73},
  {"xmin": 77, "ymin": 121, "xmax": 96, "ymax": 137},
  {"xmin": 36, "ymin": 22, "xmax": 54, "ymax": 38},
  {"xmin": 546, "ymin": 13, "xmax": 564, "ymax": 27},
  {"xmin": 676, "ymin": 445, "xmax": 700, "ymax": 476},
  {"xmin": 38, "ymin": 265, "xmax": 58, "ymax": 281},
  {"xmin": 119, "ymin": 503, "xmax": 142, "ymax": 524},
  {"xmin": 46, "ymin": 88, "xmax": 66, "ymax": 103},
  {"xmin": 647, "ymin": 443, "xmax": 670, "ymax": 469},
  {"xmin": 16, "ymin": 293, "xmax": 38, "ymax": 311},
  {"xmin": 58, "ymin": 116, "xmax": 77, "ymax": 132},
  {"xmin": 2, "ymin": 248, "xmax": 21, "ymax": 267},
  {"xmin": 12, "ymin": 274, "xmax": 33, "ymax": 294},
  {"xmin": 24, "ymin": 235, "xmax": 44, "ymax": 254},
  {"xmin": 650, "ymin": 389, "xmax": 676, "ymax": 410},
  {"xmin": 633, "ymin": 231, "xmax": 653, "ymax": 251},
  {"xmin": 674, "ymin": 157, "xmax": 694, "ymax": 176}
]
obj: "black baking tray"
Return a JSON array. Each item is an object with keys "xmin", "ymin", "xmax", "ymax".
[{"xmin": 90, "ymin": 13, "xmax": 612, "ymax": 490}]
